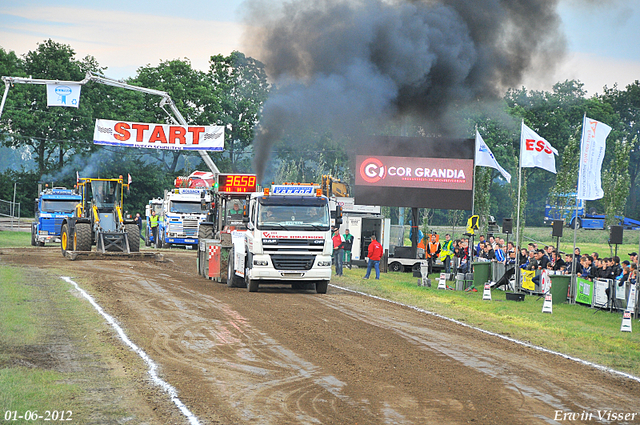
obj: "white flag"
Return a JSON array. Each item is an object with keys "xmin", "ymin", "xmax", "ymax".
[
  {"xmin": 520, "ymin": 121, "xmax": 558, "ymax": 173},
  {"xmin": 577, "ymin": 116, "xmax": 611, "ymax": 200},
  {"xmin": 475, "ymin": 130, "xmax": 511, "ymax": 183},
  {"xmin": 46, "ymin": 84, "xmax": 82, "ymax": 107}
]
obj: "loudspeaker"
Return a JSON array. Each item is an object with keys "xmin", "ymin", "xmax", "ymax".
[
  {"xmin": 502, "ymin": 218, "xmax": 513, "ymax": 234},
  {"xmin": 552, "ymin": 220, "xmax": 564, "ymax": 238},
  {"xmin": 610, "ymin": 225, "xmax": 623, "ymax": 245}
]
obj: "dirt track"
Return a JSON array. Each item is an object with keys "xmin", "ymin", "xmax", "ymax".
[{"xmin": 2, "ymin": 246, "xmax": 640, "ymax": 424}]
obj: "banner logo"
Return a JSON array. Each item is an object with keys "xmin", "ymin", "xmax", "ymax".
[{"xmin": 359, "ymin": 157, "xmax": 386, "ymax": 183}]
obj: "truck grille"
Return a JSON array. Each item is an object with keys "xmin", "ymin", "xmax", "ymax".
[
  {"xmin": 270, "ymin": 254, "xmax": 316, "ymax": 271},
  {"xmin": 168, "ymin": 220, "xmax": 199, "ymax": 237}
]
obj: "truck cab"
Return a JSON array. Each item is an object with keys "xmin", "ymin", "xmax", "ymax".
[
  {"xmin": 228, "ymin": 185, "xmax": 338, "ymax": 293},
  {"xmin": 160, "ymin": 188, "xmax": 211, "ymax": 248},
  {"xmin": 31, "ymin": 186, "xmax": 82, "ymax": 246}
]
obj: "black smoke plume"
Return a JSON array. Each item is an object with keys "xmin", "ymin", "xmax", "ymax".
[{"xmin": 243, "ymin": 0, "xmax": 566, "ymax": 180}]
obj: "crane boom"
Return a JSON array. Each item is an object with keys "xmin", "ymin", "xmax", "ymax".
[{"xmin": 0, "ymin": 72, "xmax": 220, "ymax": 174}]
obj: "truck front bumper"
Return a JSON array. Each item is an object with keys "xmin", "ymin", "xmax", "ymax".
[{"xmin": 247, "ymin": 254, "xmax": 332, "ymax": 281}]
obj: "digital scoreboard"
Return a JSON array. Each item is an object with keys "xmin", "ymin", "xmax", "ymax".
[{"xmin": 217, "ymin": 174, "xmax": 257, "ymax": 194}]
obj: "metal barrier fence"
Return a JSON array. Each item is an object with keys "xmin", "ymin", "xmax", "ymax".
[{"xmin": 0, "ymin": 198, "xmax": 21, "ymax": 218}]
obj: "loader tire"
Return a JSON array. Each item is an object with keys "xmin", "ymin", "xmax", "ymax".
[
  {"xmin": 125, "ymin": 224, "xmax": 140, "ymax": 252},
  {"xmin": 75, "ymin": 223, "xmax": 92, "ymax": 252},
  {"xmin": 199, "ymin": 223, "xmax": 213, "ymax": 241},
  {"xmin": 61, "ymin": 223, "xmax": 72, "ymax": 257}
]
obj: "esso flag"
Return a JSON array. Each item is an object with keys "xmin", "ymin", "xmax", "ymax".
[
  {"xmin": 355, "ymin": 155, "xmax": 473, "ymax": 190},
  {"xmin": 93, "ymin": 119, "xmax": 224, "ymax": 151}
]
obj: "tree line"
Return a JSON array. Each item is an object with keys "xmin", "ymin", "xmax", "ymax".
[{"xmin": 1, "ymin": 39, "xmax": 639, "ymax": 229}]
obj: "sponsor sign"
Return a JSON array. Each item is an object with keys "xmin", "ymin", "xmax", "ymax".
[
  {"xmin": 262, "ymin": 231, "xmax": 323, "ymax": 239},
  {"xmin": 575, "ymin": 277, "xmax": 593, "ymax": 305},
  {"xmin": 352, "ymin": 136, "xmax": 474, "ymax": 209},
  {"xmin": 355, "ymin": 156, "xmax": 473, "ymax": 190},
  {"xmin": 521, "ymin": 270, "xmax": 535, "ymax": 291},
  {"xmin": 271, "ymin": 185, "xmax": 316, "ymax": 195},
  {"xmin": 93, "ymin": 119, "xmax": 224, "ymax": 151},
  {"xmin": 46, "ymin": 84, "xmax": 81, "ymax": 107}
]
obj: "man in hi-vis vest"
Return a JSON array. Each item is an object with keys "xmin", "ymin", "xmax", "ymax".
[{"xmin": 439, "ymin": 233, "xmax": 454, "ymax": 274}]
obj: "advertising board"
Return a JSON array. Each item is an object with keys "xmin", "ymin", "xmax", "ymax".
[{"xmin": 352, "ymin": 136, "xmax": 474, "ymax": 209}]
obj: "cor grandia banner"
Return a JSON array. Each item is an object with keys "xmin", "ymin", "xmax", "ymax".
[{"xmin": 93, "ymin": 119, "xmax": 224, "ymax": 151}]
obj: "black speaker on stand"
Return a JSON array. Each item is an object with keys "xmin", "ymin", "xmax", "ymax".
[
  {"xmin": 610, "ymin": 225, "xmax": 623, "ymax": 256},
  {"xmin": 552, "ymin": 220, "xmax": 563, "ymax": 256}
]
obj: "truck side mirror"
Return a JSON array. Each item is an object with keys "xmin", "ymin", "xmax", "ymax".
[
  {"xmin": 243, "ymin": 204, "xmax": 249, "ymax": 222},
  {"xmin": 335, "ymin": 205, "xmax": 343, "ymax": 226}
]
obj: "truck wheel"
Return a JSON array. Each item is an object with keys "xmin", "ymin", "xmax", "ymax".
[
  {"xmin": 144, "ymin": 229, "xmax": 150, "ymax": 247},
  {"xmin": 247, "ymin": 275, "xmax": 259, "ymax": 292},
  {"xmin": 227, "ymin": 248, "xmax": 244, "ymax": 287},
  {"xmin": 389, "ymin": 262, "xmax": 402, "ymax": 272},
  {"xmin": 61, "ymin": 224, "xmax": 72, "ymax": 257},
  {"xmin": 570, "ymin": 217, "xmax": 582, "ymax": 229},
  {"xmin": 156, "ymin": 233, "xmax": 163, "ymax": 249},
  {"xmin": 31, "ymin": 224, "xmax": 37, "ymax": 246},
  {"xmin": 316, "ymin": 280, "xmax": 329, "ymax": 294},
  {"xmin": 199, "ymin": 224, "xmax": 213, "ymax": 240},
  {"xmin": 75, "ymin": 223, "xmax": 92, "ymax": 251},
  {"xmin": 162, "ymin": 233, "xmax": 171, "ymax": 249},
  {"xmin": 125, "ymin": 224, "xmax": 140, "ymax": 252}
]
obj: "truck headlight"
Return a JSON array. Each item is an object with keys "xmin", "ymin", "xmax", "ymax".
[{"xmin": 253, "ymin": 260, "xmax": 268, "ymax": 266}]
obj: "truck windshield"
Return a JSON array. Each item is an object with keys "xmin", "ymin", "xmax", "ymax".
[
  {"xmin": 91, "ymin": 181, "xmax": 120, "ymax": 208},
  {"xmin": 170, "ymin": 201, "xmax": 201, "ymax": 214},
  {"xmin": 152, "ymin": 204, "xmax": 163, "ymax": 215},
  {"xmin": 257, "ymin": 205, "xmax": 330, "ymax": 230},
  {"xmin": 41, "ymin": 200, "xmax": 78, "ymax": 213}
]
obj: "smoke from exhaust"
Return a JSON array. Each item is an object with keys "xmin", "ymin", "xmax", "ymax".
[{"xmin": 242, "ymin": 0, "xmax": 566, "ymax": 180}]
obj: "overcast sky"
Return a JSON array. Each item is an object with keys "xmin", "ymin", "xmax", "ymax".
[{"xmin": 1, "ymin": 0, "xmax": 639, "ymax": 96}]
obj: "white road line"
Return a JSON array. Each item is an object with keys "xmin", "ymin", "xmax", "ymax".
[
  {"xmin": 61, "ymin": 276, "xmax": 201, "ymax": 425},
  {"xmin": 330, "ymin": 284, "xmax": 640, "ymax": 384}
]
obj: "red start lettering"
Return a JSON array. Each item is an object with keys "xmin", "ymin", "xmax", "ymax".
[
  {"xmin": 131, "ymin": 123, "xmax": 149, "ymax": 142},
  {"xmin": 169, "ymin": 126, "xmax": 187, "ymax": 144},
  {"xmin": 114, "ymin": 122, "xmax": 130, "ymax": 141},
  {"xmin": 188, "ymin": 127, "xmax": 204, "ymax": 145},
  {"xmin": 148, "ymin": 125, "xmax": 168, "ymax": 143}
]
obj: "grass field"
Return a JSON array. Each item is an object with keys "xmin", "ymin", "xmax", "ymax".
[{"xmin": 0, "ymin": 266, "xmax": 82, "ymax": 417}]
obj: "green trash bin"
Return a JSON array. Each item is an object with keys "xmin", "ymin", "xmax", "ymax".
[
  {"xmin": 472, "ymin": 261, "xmax": 492, "ymax": 289},
  {"xmin": 549, "ymin": 274, "xmax": 570, "ymax": 304}
]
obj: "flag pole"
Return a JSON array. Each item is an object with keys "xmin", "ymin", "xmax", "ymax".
[
  {"xmin": 515, "ymin": 121, "xmax": 523, "ymax": 291},
  {"xmin": 471, "ymin": 127, "xmax": 477, "ymax": 265},
  {"xmin": 571, "ymin": 114, "xmax": 586, "ymax": 304}
]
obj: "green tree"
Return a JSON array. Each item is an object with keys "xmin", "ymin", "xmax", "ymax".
[
  {"xmin": 208, "ymin": 52, "xmax": 270, "ymax": 172},
  {"xmin": 600, "ymin": 81, "xmax": 640, "ymax": 216},
  {"xmin": 602, "ymin": 137, "xmax": 633, "ymax": 227},
  {"xmin": 0, "ymin": 40, "xmax": 106, "ymax": 177}
]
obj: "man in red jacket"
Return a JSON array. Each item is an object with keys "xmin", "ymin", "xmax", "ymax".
[{"xmin": 363, "ymin": 234, "xmax": 383, "ymax": 279}]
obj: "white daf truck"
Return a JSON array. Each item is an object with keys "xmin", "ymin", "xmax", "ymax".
[{"xmin": 227, "ymin": 184, "xmax": 341, "ymax": 293}]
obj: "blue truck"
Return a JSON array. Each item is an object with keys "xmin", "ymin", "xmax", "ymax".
[
  {"xmin": 544, "ymin": 194, "xmax": 640, "ymax": 230},
  {"xmin": 31, "ymin": 186, "xmax": 82, "ymax": 246}
]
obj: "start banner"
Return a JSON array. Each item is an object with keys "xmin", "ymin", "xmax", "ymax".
[{"xmin": 93, "ymin": 119, "xmax": 224, "ymax": 151}]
